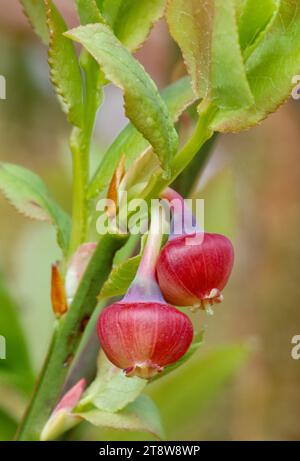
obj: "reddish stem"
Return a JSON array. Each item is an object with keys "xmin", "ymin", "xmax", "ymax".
[
  {"xmin": 160, "ymin": 187, "xmax": 201, "ymax": 238},
  {"xmin": 123, "ymin": 205, "xmax": 166, "ymax": 303}
]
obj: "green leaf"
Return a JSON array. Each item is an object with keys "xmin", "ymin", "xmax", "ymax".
[
  {"xmin": 161, "ymin": 76, "xmax": 197, "ymax": 121},
  {"xmin": 119, "ymin": 148, "xmax": 162, "ymax": 203},
  {"xmin": 80, "ymin": 352, "xmax": 146, "ymax": 412},
  {"xmin": 234, "ymin": 0, "xmax": 246, "ymax": 19},
  {"xmin": 212, "ymin": 0, "xmax": 300, "ymax": 131},
  {"xmin": 65, "ymin": 23, "xmax": 178, "ymax": 176},
  {"xmin": 75, "ymin": 0, "xmax": 106, "ymax": 125},
  {"xmin": 0, "ymin": 163, "xmax": 71, "ymax": 255},
  {"xmin": 45, "ymin": 0, "xmax": 83, "ymax": 127},
  {"xmin": 20, "ymin": 0, "xmax": 49, "ymax": 44},
  {"xmin": 98, "ymin": 255, "xmax": 140, "ymax": 300},
  {"xmin": 101, "ymin": 0, "xmax": 166, "ymax": 51},
  {"xmin": 113, "ymin": 233, "xmax": 140, "ymax": 265},
  {"xmin": 0, "ymin": 409, "xmax": 17, "ymax": 441},
  {"xmin": 95, "ymin": 0, "xmax": 104, "ymax": 8},
  {"xmin": 147, "ymin": 343, "xmax": 250, "ymax": 434},
  {"xmin": 0, "ymin": 273, "xmax": 34, "ymax": 395},
  {"xmin": 78, "ymin": 395, "xmax": 164, "ymax": 439},
  {"xmin": 88, "ymin": 76, "xmax": 197, "ymax": 199},
  {"xmin": 238, "ymin": 0, "xmax": 279, "ymax": 55},
  {"xmin": 167, "ymin": 0, "xmax": 254, "ymax": 111},
  {"xmin": 99, "ymin": 0, "xmax": 122, "ymax": 25},
  {"xmin": 98, "ymin": 233, "xmax": 148, "ymax": 300},
  {"xmin": 76, "ymin": 0, "xmax": 104, "ymax": 25}
]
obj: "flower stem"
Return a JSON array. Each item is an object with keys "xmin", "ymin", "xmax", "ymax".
[
  {"xmin": 69, "ymin": 127, "xmax": 89, "ymax": 255},
  {"xmin": 150, "ymin": 103, "xmax": 217, "ymax": 198},
  {"xmin": 68, "ymin": 54, "xmax": 101, "ymax": 256},
  {"xmin": 160, "ymin": 187, "xmax": 200, "ymax": 237},
  {"xmin": 15, "ymin": 233, "xmax": 127, "ymax": 440},
  {"xmin": 137, "ymin": 206, "xmax": 165, "ymax": 280},
  {"xmin": 124, "ymin": 204, "xmax": 166, "ymax": 303},
  {"xmin": 161, "ymin": 187, "xmax": 185, "ymax": 204},
  {"xmin": 170, "ymin": 104, "xmax": 217, "ymax": 181}
]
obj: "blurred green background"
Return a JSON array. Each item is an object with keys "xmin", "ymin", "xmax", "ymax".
[{"xmin": 1, "ymin": 1, "xmax": 300, "ymax": 441}]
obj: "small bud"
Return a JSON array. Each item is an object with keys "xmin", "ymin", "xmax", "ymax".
[
  {"xmin": 106, "ymin": 154, "xmax": 126, "ymax": 218},
  {"xmin": 156, "ymin": 232, "xmax": 234, "ymax": 310},
  {"xmin": 118, "ymin": 148, "xmax": 162, "ymax": 204},
  {"xmin": 51, "ymin": 263, "xmax": 68, "ymax": 317},
  {"xmin": 97, "ymin": 301, "xmax": 193, "ymax": 379},
  {"xmin": 65, "ymin": 243, "xmax": 97, "ymax": 304},
  {"xmin": 40, "ymin": 379, "xmax": 86, "ymax": 441},
  {"xmin": 54, "ymin": 379, "xmax": 86, "ymax": 413}
]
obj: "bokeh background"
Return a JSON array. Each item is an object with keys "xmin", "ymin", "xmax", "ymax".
[{"xmin": 1, "ymin": 0, "xmax": 300, "ymax": 441}]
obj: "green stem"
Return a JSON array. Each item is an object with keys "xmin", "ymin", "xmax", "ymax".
[
  {"xmin": 173, "ymin": 133, "xmax": 218, "ymax": 197},
  {"xmin": 172, "ymin": 105, "xmax": 216, "ymax": 179},
  {"xmin": 69, "ymin": 127, "xmax": 89, "ymax": 255},
  {"xmin": 69, "ymin": 54, "xmax": 101, "ymax": 256},
  {"xmin": 15, "ymin": 233, "xmax": 127, "ymax": 441},
  {"xmin": 149, "ymin": 103, "xmax": 217, "ymax": 199}
]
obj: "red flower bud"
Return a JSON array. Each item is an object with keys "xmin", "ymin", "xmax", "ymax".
[
  {"xmin": 41, "ymin": 379, "xmax": 86, "ymax": 441},
  {"xmin": 55, "ymin": 378, "xmax": 86, "ymax": 413},
  {"xmin": 156, "ymin": 232, "xmax": 234, "ymax": 309},
  {"xmin": 97, "ymin": 301, "xmax": 193, "ymax": 379}
]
